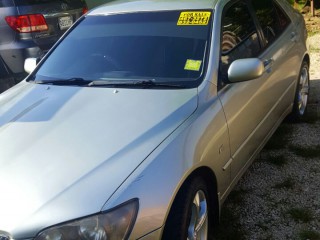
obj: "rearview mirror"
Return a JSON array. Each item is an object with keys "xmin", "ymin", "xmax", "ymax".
[
  {"xmin": 24, "ymin": 58, "xmax": 38, "ymax": 74},
  {"xmin": 228, "ymin": 58, "xmax": 264, "ymax": 83}
]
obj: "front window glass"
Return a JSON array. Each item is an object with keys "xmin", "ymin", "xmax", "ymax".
[
  {"xmin": 30, "ymin": 11, "xmax": 212, "ymax": 88},
  {"xmin": 220, "ymin": 1, "xmax": 261, "ymax": 83}
]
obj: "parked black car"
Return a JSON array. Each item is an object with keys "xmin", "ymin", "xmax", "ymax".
[{"xmin": 0, "ymin": 0, "xmax": 87, "ymax": 92}]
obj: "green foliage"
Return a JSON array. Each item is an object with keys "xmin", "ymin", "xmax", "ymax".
[
  {"xmin": 287, "ymin": 0, "xmax": 295, "ymax": 4},
  {"xmin": 286, "ymin": 0, "xmax": 308, "ymax": 11}
]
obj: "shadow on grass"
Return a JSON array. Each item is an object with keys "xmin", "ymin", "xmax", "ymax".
[
  {"xmin": 266, "ymin": 154, "xmax": 288, "ymax": 167},
  {"xmin": 214, "ymin": 189, "xmax": 249, "ymax": 240},
  {"xmin": 287, "ymin": 207, "xmax": 314, "ymax": 223},
  {"xmin": 289, "ymin": 144, "xmax": 320, "ymax": 158},
  {"xmin": 299, "ymin": 229, "xmax": 320, "ymax": 240},
  {"xmin": 214, "ymin": 207, "xmax": 246, "ymax": 240},
  {"xmin": 264, "ymin": 124, "xmax": 293, "ymax": 150}
]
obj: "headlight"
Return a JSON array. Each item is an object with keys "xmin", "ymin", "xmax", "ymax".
[{"xmin": 35, "ymin": 199, "xmax": 139, "ymax": 240}]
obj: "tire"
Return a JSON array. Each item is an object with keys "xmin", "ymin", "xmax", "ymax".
[
  {"xmin": 288, "ymin": 60, "xmax": 310, "ymax": 122},
  {"xmin": 162, "ymin": 177, "xmax": 213, "ymax": 240}
]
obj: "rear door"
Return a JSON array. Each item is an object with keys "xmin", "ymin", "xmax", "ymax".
[
  {"xmin": 14, "ymin": 0, "xmax": 87, "ymax": 50},
  {"xmin": 251, "ymin": 0, "xmax": 300, "ymax": 108}
]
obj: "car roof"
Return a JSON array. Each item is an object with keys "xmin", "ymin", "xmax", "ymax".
[{"xmin": 88, "ymin": 0, "xmax": 218, "ymax": 16}]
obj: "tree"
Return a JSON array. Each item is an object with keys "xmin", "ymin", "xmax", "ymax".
[
  {"xmin": 294, "ymin": 0, "xmax": 316, "ymax": 16},
  {"xmin": 310, "ymin": 0, "xmax": 315, "ymax": 16}
]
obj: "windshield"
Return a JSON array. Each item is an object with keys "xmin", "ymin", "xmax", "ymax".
[{"xmin": 30, "ymin": 10, "xmax": 212, "ymax": 88}]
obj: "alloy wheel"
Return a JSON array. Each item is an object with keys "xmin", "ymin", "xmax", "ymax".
[
  {"xmin": 187, "ymin": 190, "xmax": 208, "ymax": 240},
  {"xmin": 298, "ymin": 66, "xmax": 309, "ymax": 116}
]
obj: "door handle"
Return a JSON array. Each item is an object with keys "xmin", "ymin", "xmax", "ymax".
[
  {"xmin": 263, "ymin": 58, "xmax": 273, "ymax": 73},
  {"xmin": 263, "ymin": 58, "xmax": 273, "ymax": 67},
  {"xmin": 291, "ymin": 32, "xmax": 297, "ymax": 42}
]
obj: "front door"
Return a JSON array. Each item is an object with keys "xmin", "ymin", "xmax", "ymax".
[{"xmin": 217, "ymin": 0, "xmax": 296, "ymax": 181}]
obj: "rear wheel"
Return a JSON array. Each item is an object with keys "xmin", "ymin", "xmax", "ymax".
[
  {"xmin": 288, "ymin": 61, "xmax": 310, "ymax": 121},
  {"xmin": 162, "ymin": 177, "xmax": 213, "ymax": 240}
]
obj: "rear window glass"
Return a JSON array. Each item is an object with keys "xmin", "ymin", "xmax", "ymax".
[{"xmin": 0, "ymin": 0, "xmax": 14, "ymax": 7}]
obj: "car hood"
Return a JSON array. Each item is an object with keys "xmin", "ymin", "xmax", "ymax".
[{"xmin": 0, "ymin": 82, "xmax": 198, "ymax": 238}]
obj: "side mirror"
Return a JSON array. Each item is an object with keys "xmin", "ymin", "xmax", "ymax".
[
  {"xmin": 228, "ymin": 58, "xmax": 264, "ymax": 83},
  {"xmin": 24, "ymin": 58, "xmax": 38, "ymax": 74}
]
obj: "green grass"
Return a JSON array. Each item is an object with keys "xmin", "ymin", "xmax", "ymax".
[
  {"xmin": 273, "ymin": 177, "xmax": 295, "ymax": 189},
  {"xmin": 264, "ymin": 124, "xmax": 293, "ymax": 150},
  {"xmin": 267, "ymin": 155, "xmax": 288, "ymax": 167},
  {"xmin": 289, "ymin": 144, "xmax": 320, "ymax": 158},
  {"xmin": 288, "ymin": 207, "xmax": 314, "ymax": 223},
  {"xmin": 299, "ymin": 229, "xmax": 320, "ymax": 240}
]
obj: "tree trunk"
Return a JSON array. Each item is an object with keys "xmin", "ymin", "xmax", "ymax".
[{"xmin": 310, "ymin": 0, "xmax": 315, "ymax": 16}]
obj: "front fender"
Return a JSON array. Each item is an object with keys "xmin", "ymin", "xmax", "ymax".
[{"xmin": 102, "ymin": 93, "xmax": 230, "ymax": 239}]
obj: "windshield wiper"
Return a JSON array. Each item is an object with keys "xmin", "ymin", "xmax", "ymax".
[
  {"xmin": 88, "ymin": 79, "xmax": 185, "ymax": 89},
  {"xmin": 135, "ymin": 80, "xmax": 186, "ymax": 88},
  {"xmin": 33, "ymin": 78, "xmax": 92, "ymax": 86}
]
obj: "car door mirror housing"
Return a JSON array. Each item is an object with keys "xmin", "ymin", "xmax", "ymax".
[
  {"xmin": 24, "ymin": 58, "xmax": 38, "ymax": 74},
  {"xmin": 228, "ymin": 58, "xmax": 264, "ymax": 83}
]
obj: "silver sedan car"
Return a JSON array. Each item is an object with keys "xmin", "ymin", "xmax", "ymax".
[{"xmin": 0, "ymin": 0, "xmax": 309, "ymax": 239}]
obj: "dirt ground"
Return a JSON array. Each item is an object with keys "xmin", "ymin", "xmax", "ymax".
[
  {"xmin": 303, "ymin": 8, "xmax": 320, "ymax": 80},
  {"xmin": 304, "ymin": 8, "xmax": 320, "ymax": 35},
  {"xmin": 309, "ymin": 35, "xmax": 320, "ymax": 80},
  {"xmin": 303, "ymin": 7, "xmax": 319, "ymax": 133}
]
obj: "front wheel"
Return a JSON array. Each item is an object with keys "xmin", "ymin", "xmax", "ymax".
[
  {"xmin": 288, "ymin": 60, "xmax": 310, "ymax": 121},
  {"xmin": 162, "ymin": 177, "xmax": 212, "ymax": 240}
]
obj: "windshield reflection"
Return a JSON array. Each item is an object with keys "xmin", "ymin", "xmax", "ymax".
[{"xmin": 31, "ymin": 11, "xmax": 212, "ymax": 88}]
